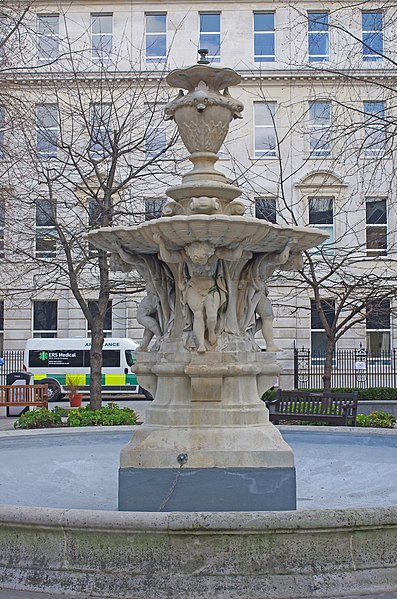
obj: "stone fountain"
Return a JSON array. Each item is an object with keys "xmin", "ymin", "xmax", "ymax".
[{"xmin": 88, "ymin": 60, "xmax": 327, "ymax": 512}]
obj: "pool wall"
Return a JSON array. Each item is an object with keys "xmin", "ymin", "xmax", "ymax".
[{"xmin": 0, "ymin": 504, "xmax": 396, "ymax": 598}]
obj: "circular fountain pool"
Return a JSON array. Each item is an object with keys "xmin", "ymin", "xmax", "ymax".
[
  {"xmin": 1, "ymin": 426, "xmax": 396, "ymax": 599},
  {"xmin": 0, "ymin": 426, "xmax": 396, "ymax": 510}
]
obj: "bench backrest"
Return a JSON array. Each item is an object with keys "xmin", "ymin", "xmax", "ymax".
[{"xmin": 0, "ymin": 384, "xmax": 48, "ymax": 404}]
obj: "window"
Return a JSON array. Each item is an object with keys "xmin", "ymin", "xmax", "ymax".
[
  {"xmin": 0, "ymin": 106, "xmax": 4, "ymax": 159},
  {"xmin": 146, "ymin": 14, "xmax": 166, "ymax": 62},
  {"xmin": 33, "ymin": 300, "xmax": 57, "ymax": 338},
  {"xmin": 309, "ymin": 101, "xmax": 331, "ymax": 157},
  {"xmin": 311, "ymin": 299, "xmax": 335, "ymax": 355},
  {"xmin": 144, "ymin": 198, "xmax": 166, "ymax": 221},
  {"xmin": 35, "ymin": 198, "xmax": 56, "ymax": 258},
  {"xmin": 199, "ymin": 13, "xmax": 221, "ymax": 63},
  {"xmin": 255, "ymin": 197, "xmax": 277, "ymax": 223},
  {"xmin": 366, "ymin": 299, "xmax": 390, "ymax": 353},
  {"xmin": 145, "ymin": 104, "xmax": 166, "ymax": 158},
  {"xmin": 362, "ymin": 11, "xmax": 383, "ymax": 61},
  {"xmin": 254, "ymin": 102, "xmax": 276, "ymax": 157},
  {"xmin": 366, "ymin": 198, "xmax": 387, "ymax": 257},
  {"xmin": 90, "ymin": 103, "xmax": 112, "ymax": 159},
  {"xmin": 364, "ymin": 101, "xmax": 386, "ymax": 155},
  {"xmin": 0, "ymin": 194, "xmax": 4, "ymax": 258},
  {"xmin": 91, "ymin": 13, "xmax": 112, "ymax": 61},
  {"xmin": 254, "ymin": 13, "xmax": 275, "ymax": 62},
  {"xmin": 37, "ymin": 15, "xmax": 59, "ymax": 61},
  {"xmin": 36, "ymin": 105, "xmax": 58, "ymax": 159},
  {"xmin": 308, "ymin": 12, "xmax": 329, "ymax": 62},
  {"xmin": 87, "ymin": 300, "xmax": 112, "ymax": 337},
  {"xmin": 308, "ymin": 197, "xmax": 334, "ymax": 255}
]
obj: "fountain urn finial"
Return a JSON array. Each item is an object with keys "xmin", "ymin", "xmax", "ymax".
[{"xmin": 165, "ymin": 65, "xmax": 244, "ymax": 155}]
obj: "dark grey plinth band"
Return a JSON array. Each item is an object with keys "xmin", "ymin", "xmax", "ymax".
[{"xmin": 119, "ymin": 467, "xmax": 296, "ymax": 512}]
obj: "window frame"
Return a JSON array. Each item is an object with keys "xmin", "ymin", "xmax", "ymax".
[
  {"xmin": 35, "ymin": 198, "xmax": 57, "ymax": 259},
  {"xmin": 308, "ymin": 11, "xmax": 329, "ymax": 62},
  {"xmin": 90, "ymin": 102, "xmax": 112, "ymax": 159},
  {"xmin": 37, "ymin": 14, "xmax": 60, "ymax": 62},
  {"xmin": 366, "ymin": 197, "xmax": 387, "ymax": 257},
  {"xmin": 253, "ymin": 12, "xmax": 275, "ymax": 63},
  {"xmin": 366, "ymin": 299, "xmax": 391, "ymax": 355},
  {"xmin": 308, "ymin": 196, "xmax": 334, "ymax": 256},
  {"xmin": 199, "ymin": 12, "xmax": 221, "ymax": 63},
  {"xmin": 363, "ymin": 100, "xmax": 386, "ymax": 156},
  {"xmin": 308, "ymin": 100, "xmax": 331, "ymax": 157},
  {"xmin": 254, "ymin": 101, "xmax": 277, "ymax": 158},
  {"xmin": 91, "ymin": 13, "xmax": 113, "ymax": 62},
  {"xmin": 145, "ymin": 13, "xmax": 167, "ymax": 63},
  {"xmin": 362, "ymin": 11, "xmax": 383, "ymax": 61},
  {"xmin": 36, "ymin": 104, "xmax": 58, "ymax": 160},
  {"xmin": 32, "ymin": 300, "xmax": 58, "ymax": 338}
]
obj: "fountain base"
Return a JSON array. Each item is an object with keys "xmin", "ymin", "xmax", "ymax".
[{"xmin": 119, "ymin": 466, "xmax": 296, "ymax": 511}]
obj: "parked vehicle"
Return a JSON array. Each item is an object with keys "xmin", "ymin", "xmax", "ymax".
[{"xmin": 23, "ymin": 337, "xmax": 148, "ymax": 401}]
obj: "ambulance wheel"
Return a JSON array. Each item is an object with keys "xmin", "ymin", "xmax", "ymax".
[{"xmin": 35, "ymin": 379, "xmax": 62, "ymax": 402}]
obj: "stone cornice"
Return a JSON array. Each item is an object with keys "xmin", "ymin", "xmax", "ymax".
[{"xmin": 1, "ymin": 67, "xmax": 397, "ymax": 85}]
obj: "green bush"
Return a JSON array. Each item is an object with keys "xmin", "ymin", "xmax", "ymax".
[
  {"xmin": 67, "ymin": 403, "xmax": 137, "ymax": 427},
  {"xmin": 14, "ymin": 408, "xmax": 63, "ymax": 429},
  {"xmin": 13, "ymin": 403, "xmax": 137, "ymax": 429},
  {"xmin": 356, "ymin": 411, "xmax": 396, "ymax": 428}
]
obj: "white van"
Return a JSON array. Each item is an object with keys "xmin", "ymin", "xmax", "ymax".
[{"xmin": 23, "ymin": 337, "xmax": 145, "ymax": 401}]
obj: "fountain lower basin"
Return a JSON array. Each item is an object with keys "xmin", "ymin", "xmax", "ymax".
[{"xmin": 0, "ymin": 427, "xmax": 396, "ymax": 598}]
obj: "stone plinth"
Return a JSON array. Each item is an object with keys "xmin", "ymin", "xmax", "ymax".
[{"xmin": 118, "ymin": 350, "xmax": 296, "ymax": 511}]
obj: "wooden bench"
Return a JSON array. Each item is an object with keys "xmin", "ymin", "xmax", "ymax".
[
  {"xmin": 0, "ymin": 384, "xmax": 48, "ymax": 413},
  {"xmin": 265, "ymin": 389, "xmax": 358, "ymax": 426}
]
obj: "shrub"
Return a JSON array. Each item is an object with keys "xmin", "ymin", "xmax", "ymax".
[
  {"xmin": 14, "ymin": 408, "xmax": 63, "ymax": 429},
  {"xmin": 67, "ymin": 403, "xmax": 137, "ymax": 427},
  {"xmin": 13, "ymin": 403, "xmax": 137, "ymax": 429},
  {"xmin": 263, "ymin": 387, "xmax": 397, "ymax": 402},
  {"xmin": 356, "ymin": 411, "xmax": 396, "ymax": 428}
]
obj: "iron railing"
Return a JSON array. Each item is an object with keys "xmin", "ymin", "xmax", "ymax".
[
  {"xmin": 294, "ymin": 345, "xmax": 397, "ymax": 389},
  {"xmin": 0, "ymin": 350, "xmax": 24, "ymax": 385}
]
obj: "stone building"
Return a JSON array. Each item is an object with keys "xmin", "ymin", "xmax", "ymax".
[{"xmin": 0, "ymin": 0, "xmax": 396, "ymax": 387}]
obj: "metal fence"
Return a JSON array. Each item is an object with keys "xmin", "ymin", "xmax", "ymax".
[
  {"xmin": 0, "ymin": 350, "xmax": 24, "ymax": 385},
  {"xmin": 294, "ymin": 346, "xmax": 397, "ymax": 389}
]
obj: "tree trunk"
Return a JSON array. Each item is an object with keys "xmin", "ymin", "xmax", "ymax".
[
  {"xmin": 90, "ymin": 320, "xmax": 104, "ymax": 411},
  {"xmin": 322, "ymin": 338, "xmax": 335, "ymax": 392}
]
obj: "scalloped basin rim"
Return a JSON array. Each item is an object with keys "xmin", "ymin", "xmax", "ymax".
[
  {"xmin": 87, "ymin": 215, "xmax": 328, "ymax": 254},
  {"xmin": 166, "ymin": 64, "xmax": 241, "ymax": 90}
]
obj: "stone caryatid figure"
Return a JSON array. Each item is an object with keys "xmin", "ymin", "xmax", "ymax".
[
  {"xmin": 110, "ymin": 248, "xmax": 175, "ymax": 351},
  {"xmin": 237, "ymin": 242, "xmax": 302, "ymax": 351},
  {"xmin": 154, "ymin": 234, "xmax": 246, "ymax": 353}
]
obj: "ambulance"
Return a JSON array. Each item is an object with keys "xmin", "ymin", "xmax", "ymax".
[{"xmin": 23, "ymin": 337, "xmax": 145, "ymax": 401}]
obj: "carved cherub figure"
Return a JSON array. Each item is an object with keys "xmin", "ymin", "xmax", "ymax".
[{"xmin": 154, "ymin": 234, "xmax": 244, "ymax": 353}]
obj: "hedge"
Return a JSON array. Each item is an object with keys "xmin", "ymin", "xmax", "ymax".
[{"xmin": 262, "ymin": 387, "xmax": 397, "ymax": 402}]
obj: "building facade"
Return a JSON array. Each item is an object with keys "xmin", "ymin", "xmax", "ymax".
[{"xmin": 0, "ymin": 0, "xmax": 396, "ymax": 387}]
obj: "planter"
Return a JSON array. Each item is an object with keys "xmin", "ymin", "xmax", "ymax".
[{"xmin": 69, "ymin": 394, "xmax": 83, "ymax": 408}]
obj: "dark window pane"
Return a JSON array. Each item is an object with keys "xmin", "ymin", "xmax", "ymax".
[
  {"xmin": 255, "ymin": 197, "xmax": 277, "ymax": 223},
  {"xmin": 311, "ymin": 299, "xmax": 335, "ymax": 329},
  {"xmin": 88, "ymin": 198, "xmax": 102, "ymax": 227},
  {"xmin": 309, "ymin": 197, "xmax": 333, "ymax": 225},
  {"xmin": 366, "ymin": 299, "xmax": 390, "ymax": 329},
  {"xmin": 0, "ymin": 301, "xmax": 3, "ymax": 330},
  {"xmin": 311, "ymin": 331, "xmax": 328, "ymax": 353},
  {"xmin": 144, "ymin": 198, "xmax": 165, "ymax": 220},
  {"xmin": 366, "ymin": 226, "xmax": 387, "ymax": 254},
  {"xmin": 36, "ymin": 198, "xmax": 55, "ymax": 226},
  {"xmin": 366, "ymin": 198, "xmax": 386, "ymax": 224},
  {"xmin": 125, "ymin": 349, "xmax": 136, "ymax": 367},
  {"xmin": 88, "ymin": 300, "xmax": 112, "ymax": 331},
  {"xmin": 0, "ymin": 196, "xmax": 5, "ymax": 228},
  {"xmin": 33, "ymin": 301, "xmax": 57, "ymax": 331}
]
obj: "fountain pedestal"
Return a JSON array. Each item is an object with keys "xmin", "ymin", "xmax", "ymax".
[{"xmin": 119, "ymin": 350, "xmax": 296, "ymax": 511}]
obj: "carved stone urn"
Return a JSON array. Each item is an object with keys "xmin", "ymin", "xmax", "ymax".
[{"xmin": 88, "ymin": 62, "xmax": 328, "ymax": 513}]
